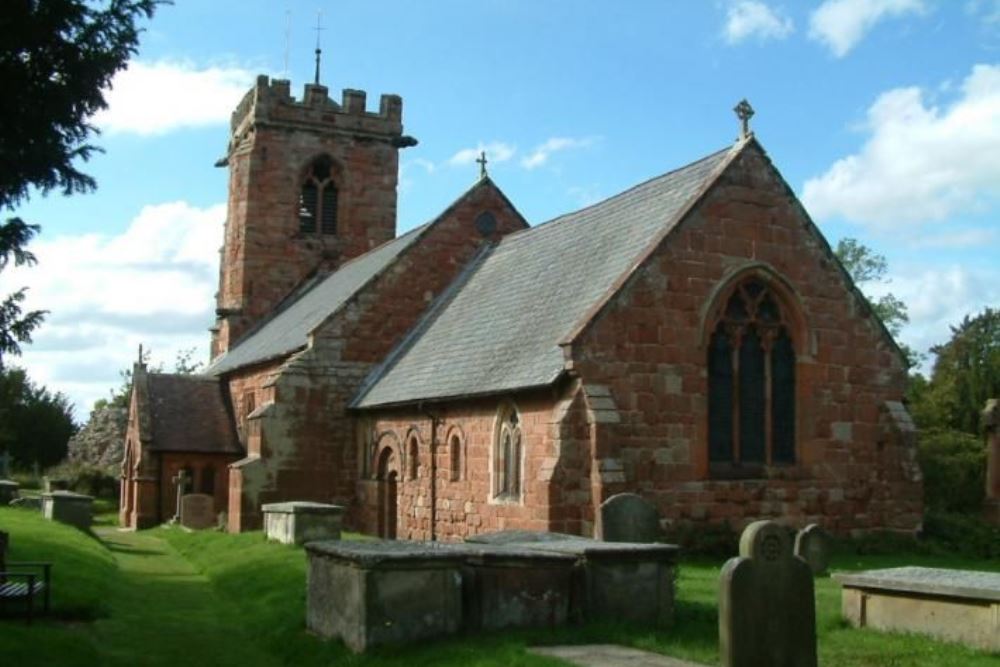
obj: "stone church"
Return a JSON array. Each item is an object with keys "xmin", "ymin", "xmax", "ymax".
[{"xmin": 119, "ymin": 74, "xmax": 923, "ymax": 538}]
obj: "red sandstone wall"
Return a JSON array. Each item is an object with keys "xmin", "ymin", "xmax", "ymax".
[
  {"xmin": 158, "ymin": 452, "xmax": 237, "ymax": 526},
  {"xmin": 365, "ymin": 389, "xmax": 570, "ymax": 541},
  {"xmin": 224, "ymin": 182, "xmax": 527, "ymax": 532},
  {"xmin": 568, "ymin": 142, "xmax": 922, "ymax": 534}
]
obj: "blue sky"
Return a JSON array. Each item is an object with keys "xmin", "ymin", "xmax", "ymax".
[{"xmin": 8, "ymin": 0, "xmax": 1000, "ymax": 418}]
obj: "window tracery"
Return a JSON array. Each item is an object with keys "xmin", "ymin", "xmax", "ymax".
[
  {"xmin": 298, "ymin": 155, "xmax": 338, "ymax": 235},
  {"xmin": 494, "ymin": 404, "xmax": 522, "ymax": 500},
  {"xmin": 708, "ymin": 278, "xmax": 796, "ymax": 475}
]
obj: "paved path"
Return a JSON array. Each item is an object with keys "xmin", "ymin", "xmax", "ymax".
[
  {"xmin": 529, "ymin": 644, "xmax": 708, "ymax": 667},
  {"xmin": 93, "ymin": 528, "xmax": 279, "ymax": 667}
]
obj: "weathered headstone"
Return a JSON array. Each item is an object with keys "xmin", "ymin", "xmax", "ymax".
[
  {"xmin": 719, "ymin": 520, "xmax": 816, "ymax": 667},
  {"xmin": 180, "ymin": 493, "xmax": 215, "ymax": 530},
  {"xmin": 171, "ymin": 469, "xmax": 189, "ymax": 522},
  {"xmin": 598, "ymin": 493, "xmax": 661, "ymax": 543},
  {"xmin": 0, "ymin": 479, "xmax": 18, "ymax": 505},
  {"xmin": 0, "ymin": 450, "xmax": 10, "ymax": 478},
  {"xmin": 794, "ymin": 524, "xmax": 831, "ymax": 575},
  {"xmin": 984, "ymin": 399, "xmax": 999, "ymax": 524}
]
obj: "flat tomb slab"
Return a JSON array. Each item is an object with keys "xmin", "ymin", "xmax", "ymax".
[
  {"xmin": 528, "ymin": 645, "xmax": 706, "ymax": 667},
  {"xmin": 305, "ymin": 539, "xmax": 464, "ymax": 652},
  {"xmin": 834, "ymin": 567, "xmax": 1000, "ymax": 651},
  {"xmin": 263, "ymin": 501, "xmax": 343, "ymax": 545}
]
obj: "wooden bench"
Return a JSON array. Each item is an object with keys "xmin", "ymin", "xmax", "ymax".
[{"xmin": 0, "ymin": 530, "xmax": 52, "ymax": 624}]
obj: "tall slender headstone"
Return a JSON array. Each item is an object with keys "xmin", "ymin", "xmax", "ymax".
[
  {"xmin": 171, "ymin": 470, "xmax": 189, "ymax": 523},
  {"xmin": 0, "ymin": 450, "xmax": 10, "ymax": 478},
  {"xmin": 719, "ymin": 521, "xmax": 817, "ymax": 667},
  {"xmin": 984, "ymin": 399, "xmax": 999, "ymax": 524}
]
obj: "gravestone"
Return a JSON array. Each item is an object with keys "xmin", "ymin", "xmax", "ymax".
[
  {"xmin": 0, "ymin": 450, "xmax": 10, "ymax": 478},
  {"xmin": 171, "ymin": 469, "xmax": 189, "ymax": 522},
  {"xmin": 599, "ymin": 493, "xmax": 661, "ymax": 543},
  {"xmin": 794, "ymin": 524, "xmax": 830, "ymax": 575},
  {"xmin": 719, "ymin": 520, "xmax": 816, "ymax": 667},
  {"xmin": 180, "ymin": 493, "xmax": 215, "ymax": 530},
  {"xmin": 984, "ymin": 399, "xmax": 999, "ymax": 523},
  {"xmin": 0, "ymin": 479, "xmax": 18, "ymax": 505}
]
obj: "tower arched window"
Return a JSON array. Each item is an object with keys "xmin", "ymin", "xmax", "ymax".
[
  {"xmin": 298, "ymin": 156, "xmax": 338, "ymax": 235},
  {"xmin": 494, "ymin": 403, "xmax": 522, "ymax": 500},
  {"xmin": 406, "ymin": 433, "xmax": 420, "ymax": 481},
  {"xmin": 708, "ymin": 278, "xmax": 796, "ymax": 476}
]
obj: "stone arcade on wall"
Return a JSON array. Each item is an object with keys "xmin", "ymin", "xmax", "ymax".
[{"xmin": 121, "ymin": 74, "xmax": 923, "ymax": 537}]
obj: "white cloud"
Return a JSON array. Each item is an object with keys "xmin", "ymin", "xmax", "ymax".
[
  {"xmin": 724, "ymin": 1, "xmax": 794, "ymax": 44},
  {"xmin": 95, "ymin": 60, "xmax": 256, "ymax": 135},
  {"xmin": 521, "ymin": 137, "xmax": 597, "ymax": 170},
  {"xmin": 10, "ymin": 201, "xmax": 224, "ymax": 415},
  {"xmin": 809, "ymin": 0, "xmax": 925, "ymax": 57},
  {"xmin": 448, "ymin": 142, "xmax": 516, "ymax": 167},
  {"xmin": 870, "ymin": 264, "xmax": 1000, "ymax": 367},
  {"xmin": 802, "ymin": 64, "xmax": 1000, "ymax": 229}
]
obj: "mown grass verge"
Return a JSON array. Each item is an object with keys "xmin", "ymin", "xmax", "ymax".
[
  {"xmin": 0, "ymin": 506, "xmax": 116, "ymax": 666},
  {"xmin": 160, "ymin": 526, "xmax": 1000, "ymax": 666}
]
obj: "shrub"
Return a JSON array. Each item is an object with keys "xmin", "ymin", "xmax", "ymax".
[
  {"xmin": 922, "ymin": 510, "xmax": 1000, "ymax": 559},
  {"xmin": 46, "ymin": 460, "xmax": 119, "ymax": 500},
  {"xmin": 917, "ymin": 427, "xmax": 985, "ymax": 513}
]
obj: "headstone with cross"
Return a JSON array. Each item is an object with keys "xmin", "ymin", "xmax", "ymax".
[
  {"xmin": 171, "ymin": 469, "xmax": 190, "ymax": 522},
  {"xmin": 733, "ymin": 99, "xmax": 754, "ymax": 140},
  {"xmin": 476, "ymin": 151, "xmax": 488, "ymax": 179},
  {"xmin": 719, "ymin": 520, "xmax": 816, "ymax": 667}
]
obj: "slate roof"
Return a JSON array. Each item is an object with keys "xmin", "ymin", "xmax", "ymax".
[
  {"xmin": 146, "ymin": 373, "xmax": 242, "ymax": 454},
  {"xmin": 354, "ymin": 143, "xmax": 738, "ymax": 408},
  {"xmin": 207, "ymin": 224, "xmax": 428, "ymax": 375}
]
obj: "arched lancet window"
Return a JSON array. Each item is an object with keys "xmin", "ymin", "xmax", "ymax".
[
  {"xmin": 708, "ymin": 278, "xmax": 796, "ymax": 476},
  {"xmin": 406, "ymin": 433, "xmax": 420, "ymax": 481},
  {"xmin": 298, "ymin": 155, "xmax": 338, "ymax": 235},
  {"xmin": 494, "ymin": 404, "xmax": 522, "ymax": 500},
  {"xmin": 448, "ymin": 431, "xmax": 463, "ymax": 482}
]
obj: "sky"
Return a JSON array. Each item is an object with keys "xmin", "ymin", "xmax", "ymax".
[{"xmin": 7, "ymin": 0, "xmax": 1000, "ymax": 420}]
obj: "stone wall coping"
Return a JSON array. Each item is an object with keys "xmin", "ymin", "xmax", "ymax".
[
  {"xmin": 262, "ymin": 501, "xmax": 345, "ymax": 515},
  {"xmin": 42, "ymin": 490, "xmax": 94, "ymax": 502},
  {"xmin": 833, "ymin": 567, "xmax": 1000, "ymax": 602},
  {"xmin": 305, "ymin": 539, "xmax": 468, "ymax": 566}
]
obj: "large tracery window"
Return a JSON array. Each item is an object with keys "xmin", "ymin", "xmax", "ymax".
[
  {"xmin": 494, "ymin": 403, "xmax": 522, "ymax": 500},
  {"xmin": 708, "ymin": 278, "xmax": 796, "ymax": 476},
  {"xmin": 298, "ymin": 156, "xmax": 338, "ymax": 235}
]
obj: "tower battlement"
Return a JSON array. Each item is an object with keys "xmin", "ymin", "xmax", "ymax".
[{"xmin": 228, "ymin": 75, "xmax": 406, "ymax": 156}]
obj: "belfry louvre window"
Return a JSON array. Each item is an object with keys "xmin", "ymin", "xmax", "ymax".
[
  {"xmin": 298, "ymin": 156, "xmax": 338, "ymax": 235},
  {"xmin": 708, "ymin": 278, "xmax": 796, "ymax": 474}
]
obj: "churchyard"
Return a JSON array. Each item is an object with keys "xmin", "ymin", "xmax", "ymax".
[{"xmin": 1, "ymin": 504, "xmax": 998, "ymax": 667}]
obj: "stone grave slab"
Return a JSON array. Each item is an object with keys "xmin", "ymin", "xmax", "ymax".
[
  {"xmin": 834, "ymin": 567, "xmax": 1000, "ymax": 651},
  {"xmin": 719, "ymin": 520, "xmax": 816, "ymax": 667},
  {"xmin": 456, "ymin": 543, "xmax": 577, "ymax": 631},
  {"xmin": 794, "ymin": 524, "xmax": 831, "ymax": 575},
  {"xmin": 0, "ymin": 479, "xmax": 19, "ymax": 505},
  {"xmin": 263, "ymin": 501, "xmax": 343, "ymax": 545},
  {"xmin": 529, "ymin": 645, "xmax": 707, "ymax": 667},
  {"xmin": 42, "ymin": 490, "xmax": 93, "ymax": 530},
  {"xmin": 305, "ymin": 539, "xmax": 464, "ymax": 652},
  {"xmin": 518, "ymin": 538, "xmax": 680, "ymax": 626},
  {"xmin": 599, "ymin": 492, "xmax": 661, "ymax": 543},
  {"xmin": 179, "ymin": 493, "xmax": 215, "ymax": 530},
  {"xmin": 465, "ymin": 529, "xmax": 579, "ymax": 545}
]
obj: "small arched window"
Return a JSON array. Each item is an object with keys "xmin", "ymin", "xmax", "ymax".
[
  {"xmin": 494, "ymin": 404, "xmax": 522, "ymax": 500},
  {"xmin": 449, "ymin": 431, "xmax": 463, "ymax": 482},
  {"xmin": 298, "ymin": 155, "xmax": 338, "ymax": 235},
  {"xmin": 406, "ymin": 433, "xmax": 420, "ymax": 481},
  {"xmin": 708, "ymin": 278, "xmax": 796, "ymax": 476}
]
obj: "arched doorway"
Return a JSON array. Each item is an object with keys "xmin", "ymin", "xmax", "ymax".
[{"xmin": 376, "ymin": 446, "xmax": 399, "ymax": 539}]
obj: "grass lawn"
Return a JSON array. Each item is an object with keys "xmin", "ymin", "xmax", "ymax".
[{"xmin": 2, "ymin": 506, "xmax": 998, "ymax": 666}]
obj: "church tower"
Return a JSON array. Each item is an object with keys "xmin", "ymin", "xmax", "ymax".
[{"xmin": 211, "ymin": 75, "xmax": 417, "ymax": 358}]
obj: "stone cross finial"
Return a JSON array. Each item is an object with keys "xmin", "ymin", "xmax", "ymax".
[
  {"xmin": 476, "ymin": 151, "xmax": 488, "ymax": 179},
  {"xmin": 313, "ymin": 10, "xmax": 325, "ymax": 85},
  {"xmin": 734, "ymin": 99, "xmax": 755, "ymax": 140},
  {"xmin": 171, "ymin": 469, "xmax": 190, "ymax": 522}
]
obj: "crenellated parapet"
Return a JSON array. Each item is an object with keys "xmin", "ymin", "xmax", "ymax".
[{"xmin": 227, "ymin": 75, "xmax": 411, "ymax": 158}]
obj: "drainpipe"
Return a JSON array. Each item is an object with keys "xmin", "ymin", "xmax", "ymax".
[{"xmin": 420, "ymin": 403, "xmax": 442, "ymax": 541}]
